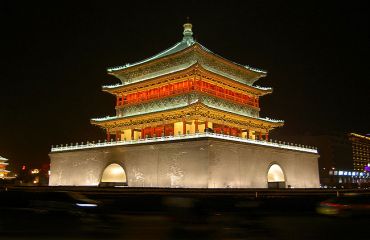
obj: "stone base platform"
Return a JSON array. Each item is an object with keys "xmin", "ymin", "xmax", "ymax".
[{"xmin": 49, "ymin": 135, "xmax": 320, "ymax": 188}]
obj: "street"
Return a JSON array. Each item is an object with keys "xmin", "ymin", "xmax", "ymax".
[{"xmin": 1, "ymin": 188, "xmax": 369, "ymax": 239}]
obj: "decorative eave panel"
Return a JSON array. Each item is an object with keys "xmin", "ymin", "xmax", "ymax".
[{"xmin": 91, "ymin": 102, "xmax": 283, "ymax": 132}]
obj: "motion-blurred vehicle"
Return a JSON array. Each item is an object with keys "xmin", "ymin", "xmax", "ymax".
[
  {"xmin": 316, "ymin": 195, "xmax": 370, "ymax": 217},
  {"xmin": 1, "ymin": 191, "xmax": 102, "ymax": 234},
  {"xmin": 28, "ymin": 191, "xmax": 99, "ymax": 215},
  {"xmin": 1, "ymin": 191, "xmax": 99, "ymax": 216}
]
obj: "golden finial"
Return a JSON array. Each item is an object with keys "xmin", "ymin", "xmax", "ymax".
[{"xmin": 183, "ymin": 17, "xmax": 193, "ymax": 37}]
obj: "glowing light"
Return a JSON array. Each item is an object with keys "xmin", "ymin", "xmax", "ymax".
[
  {"xmin": 76, "ymin": 203, "xmax": 97, "ymax": 208},
  {"xmin": 31, "ymin": 169, "xmax": 39, "ymax": 174},
  {"xmin": 267, "ymin": 164, "xmax": 285, "ymax": 182},
  {"xmin": 101, "ymin": 163, "xmax": 127, "ymax": 183}
]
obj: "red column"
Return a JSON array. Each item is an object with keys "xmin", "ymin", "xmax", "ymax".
[
  {"xmin": 246, "ymin": 130, "xmax": 250, "ymax": 139},
  {"xmin": 116, "ymin": 130, "xmax": 121, "ymax": 141},
  {"xmin": 205, "ymin": 121, "xmax": 208, "ymax": 129},
  {"xmin": 259, "ymin": 131, "xmax": 262, "ymax": 140},
  {"xmin": 131, "ymin": 129, "xmax": 135, "ymax": 140},
  {"xmin": 106, "ymin": 129, "xmax": 110, "ymax": 141},
  {"xmin": 265, "ymin": 132, "xmax": 269, "ymax": 141},
  {"xmin": 195, "ymin": 120, "xmax": 199, "ymax": 133},
  {"xmin": 183, "ymin": 120, "xmax": 186, "ymax": 134},
  {"xmin": 141, "ymin": 129, "xmax": 144, "ymax": 139}
]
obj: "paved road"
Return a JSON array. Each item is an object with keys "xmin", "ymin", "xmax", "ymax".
[{"xmin": 1, "ymin": 190, "xmax": 369, "ymax": 239}]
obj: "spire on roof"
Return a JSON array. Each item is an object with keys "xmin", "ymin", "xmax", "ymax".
[{"xmin": 182, "ymin": 21, "xmax": 194, "ymax": 45}]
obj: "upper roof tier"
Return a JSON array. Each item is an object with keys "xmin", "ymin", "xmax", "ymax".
[
  {"xmin": 107, "ymin": 23, "xmax": 267, "ymax": 86},
  {"xmin": 103, "ymin": 63, "xmax": 272, "ymax": 97}
]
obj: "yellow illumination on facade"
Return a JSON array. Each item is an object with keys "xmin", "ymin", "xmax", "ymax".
[{"xmin": 174, "ymin": 122, "xmax": 183, "ymax": 135}]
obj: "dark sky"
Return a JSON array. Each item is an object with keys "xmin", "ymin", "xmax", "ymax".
[{"xmin": 1, "ymin": 1, "xmax": 369, "ymax": 171}]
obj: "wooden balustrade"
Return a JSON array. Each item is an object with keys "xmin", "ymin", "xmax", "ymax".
[{"xmin": 116, "ymin": 79, "xmax": 259, "ymax": 108}]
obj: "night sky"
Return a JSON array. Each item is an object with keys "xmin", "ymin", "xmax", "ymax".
[{"xmin": 1, "ymin": 1, "xmax": 369, "ymax": 171}]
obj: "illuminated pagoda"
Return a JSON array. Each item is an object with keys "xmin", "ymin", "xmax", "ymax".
[
  {"xmin": 49, "ymin": 23, "xmax": 320, "ymax": 188},
  {"xmin": 0, "ymin": 155, "xmax": 10, "ymax": 178},
  {"xmin": 92, "ymin": 23, "xmax": 282, "ymax": 141}
]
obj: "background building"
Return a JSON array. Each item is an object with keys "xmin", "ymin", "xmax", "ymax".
[
  {"xmin": 275, "ymin": 132, "xmax": 370, "ymax": 188},
  {"xmin": 0, "ymin": 155, "xmax": 10, "ymax": 178},
  {"xmin": 349, "ymin": 133, "xmax": 370, "ymax": 172}
]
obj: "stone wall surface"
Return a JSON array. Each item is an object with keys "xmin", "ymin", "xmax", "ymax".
[{"xmin": 49, "ymin": 138, "xmax": 320, "ymax": 188}]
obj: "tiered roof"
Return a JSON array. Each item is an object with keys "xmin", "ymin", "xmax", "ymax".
[
  {"xmin": 0, "ymin": 155, "xmax": 8, "ymax": 163},
  {"xmin": 92, "ymin": 23, "xmax": 283, "ymax": 130},
  {"xmin": 0, "ymin": 155, "xmax": 10, "ymax": 176},
  {"xmin": 106, "ymin": 23, "xmax": 267, "ymax": 86},
  {"xmin": 91, "ymin": 101, "xmax": 283, "ymax": 130},
  {"xmin": 103, "ymin": 63, "xmax": 272, "ymax": 96}
]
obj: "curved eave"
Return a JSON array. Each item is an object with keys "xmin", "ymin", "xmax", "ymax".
[
  {"xmin": 91, "ymin": 102, "xmax": 283, "ymax": 128},
  {"xmin": 196, "ymin": 43, "xmax": 267, "ymax": 75},
  {"xmin": 107, "ymin": 40, "xmax": 194, "ymax": 73},
  {"xmin": 103, "ymin": 62, "xmax": 272, "ymax": 96},
  {"xmin": 107, "ymin": 42, "xmax": 266, "ymax": 80}
]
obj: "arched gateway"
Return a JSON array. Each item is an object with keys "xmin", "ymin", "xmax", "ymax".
[
  {"xmin": 100, "ymin": 163, "xmax": 127, "ymax": 187},
  {"xmin": 267, "ymin": 164, "xmax": 286, "ymax": 188}
]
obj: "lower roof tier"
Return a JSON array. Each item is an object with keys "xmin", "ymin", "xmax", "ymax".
[{"xmin": 91, "ymin": 102, "xmax": 283, "ymax": 132}]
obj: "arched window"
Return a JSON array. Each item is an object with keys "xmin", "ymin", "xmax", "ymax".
[
  {"xmin": 100, "ymin": 163, "xmax": 127, "ymax": 187},
  {"xmin": 267, "ymin": 164, "xmax": 286, "ymax": 188}
]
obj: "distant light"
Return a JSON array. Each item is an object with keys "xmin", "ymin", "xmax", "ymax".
[
  {"xmin": 31, "ymin": 169, "xmax": 39, "ymax": 174},
  {"xmin": 76, "ymin": 203, "xmax": 97, "ymax": 207},
  {"xmin": 22, "ymin": 165, "xmax": 26, "ymax": 171}
]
